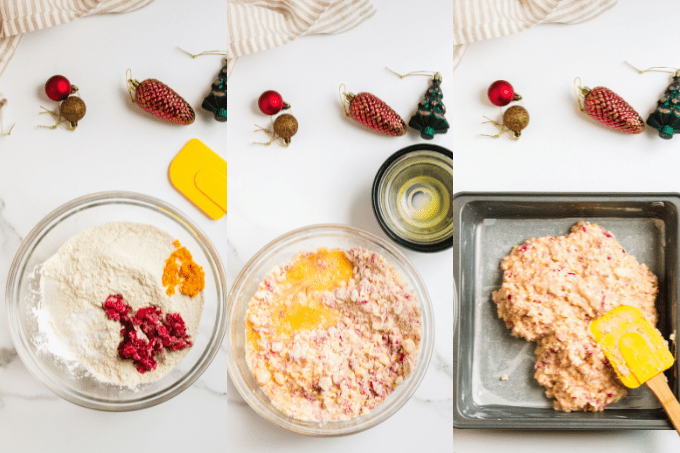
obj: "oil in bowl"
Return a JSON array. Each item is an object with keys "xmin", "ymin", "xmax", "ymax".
[{"xmin": 372, "ymin": 144, "xmax": 453, "ymax": 252}]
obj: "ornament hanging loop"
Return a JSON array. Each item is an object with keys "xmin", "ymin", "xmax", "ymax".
[
  {"xmin": 253, "ymin": 126, "xmax": 290, "ymax": 147},
  {"xmin": 480, "ymin": 116, "xmax": 518, "ymax": 140},
  {"xmin": 253, "ymin": 122, "xmax": 277, "ymax": 146},
  {"xmin": 480, "ymin": 116, "xmax": 506, "ymax": 138},
  {"xmin": 386, "ymin": 68, "xmax": 439, "ymax": 80},
  {"xmin": 177, "ymin": 47, "xmax": 227, "ymax": 58},
  {"xmin": 1, "ymin": 123, "xmax": 15, "ymax": 137},
  {"xmin": 386, "ymin": 68, "xmax": 442, "ymax": 86},
  {"xmin": 574, "ymin": 77, "xmax": 591, "ymax": 112},
  {"xmin": 625, "ymin": 61, "xmax": 680, "ymax": 78},
  {"xmin": 339, "ymin": 84, "xmax": 352, "ymax": 116},
  {"xmin": 126, "ymin": 69, "xmax": 140, "ymax": 104},
  {"xmin": 38, "ymin": 106, "xmax": 75, "ymax": 131}
]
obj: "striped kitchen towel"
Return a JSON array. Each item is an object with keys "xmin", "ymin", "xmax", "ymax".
[
  {"xmin": 0, "ymin": 0, "xmax": 155, "ymax": 78},
  {"xmin": 452, "ymin": 0, "xmax": 617, "ymax": 70},
  {"xmin": 226, "ymin": 0, "xmax": 376, "ymax": 79}
]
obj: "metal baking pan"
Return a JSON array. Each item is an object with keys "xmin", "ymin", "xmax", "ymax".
[{"xmin": 452, "ymin": 192, "xmax": 680, "ymax": 429}]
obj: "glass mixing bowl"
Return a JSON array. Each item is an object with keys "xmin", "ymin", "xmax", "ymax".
[
  {"xmin": 227, "ymin": 224, "xmax": 434, "ymax": 436},
  {"xmin": 6, "ymin": 191, "xmax": 227, "ymax": 411}
]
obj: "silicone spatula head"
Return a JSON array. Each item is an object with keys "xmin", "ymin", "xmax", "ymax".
[{"xmin": 590, "ymin": 305, "xmax": 674, "ymax": 388}]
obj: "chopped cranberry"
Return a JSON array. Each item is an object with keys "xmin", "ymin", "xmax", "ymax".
[
  {"xmin": 103, "ymin": 295, "xmax": 129, "ymax": 321},
  {"xmin": 103, "ymin": 294, "xmax": 192, "ymax": 374}
]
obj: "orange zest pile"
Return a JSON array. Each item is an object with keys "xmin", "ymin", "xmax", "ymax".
[{"xmin": 162, "ymin": 239, "xmax": 205, "ymax": 298}]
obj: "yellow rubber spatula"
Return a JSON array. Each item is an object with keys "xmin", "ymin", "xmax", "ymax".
[
  {"xmin": 169, "ymin": 139, "xmax": 227, "ymax": 220},
  {"xmin": 590, "ymin": 305, "xmax": 680, "ymax": 433}
]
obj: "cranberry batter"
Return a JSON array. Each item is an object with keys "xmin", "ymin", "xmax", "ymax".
[
  {"xmin": 492, "ymin": 222, "xmax": 658, "ymax": 411},
  {"xmin": 246, "ymin": 248, "xmax": 422, "ymax": 422}
]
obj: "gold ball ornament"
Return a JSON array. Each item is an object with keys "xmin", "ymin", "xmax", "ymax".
[
  {"xmin": 60, "ymin": 96, "xmax": 86, "ymax": 127},
  {"xmin": 502, "ymin": 105, "xmax": 529, "ymax": 137},
  {"xmin": 273, "ymin": 113, "xmax": 298, "ymax": 144}
]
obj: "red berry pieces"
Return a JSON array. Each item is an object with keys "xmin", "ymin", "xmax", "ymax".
[
  {"xmin": 103, "ymin": 294, "xmax": 192, "ymax": 374},
  {"xmin": 103, "ymin": 294, "xmax": 129, "ymax": 321}
]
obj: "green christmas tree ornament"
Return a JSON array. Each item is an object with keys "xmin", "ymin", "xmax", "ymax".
[
  {"xmin": 647, "ymin": 70, "xmax": 680, "ymax": 139},
  {"xmin": 203, "ymin": 59, "xmax": 228, "ymax": 122},
  {"xmin": 178, "ymin": 48, "xmax": 228, "ymax": 122},
  {"xmin": 408, "ymin": 73, "xmax": 449, "ymax": 140}
]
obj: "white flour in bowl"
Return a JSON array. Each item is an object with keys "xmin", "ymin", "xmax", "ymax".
[{"xmin": 36, "ymin": 222, "xmax": 204, "ymax": 387}]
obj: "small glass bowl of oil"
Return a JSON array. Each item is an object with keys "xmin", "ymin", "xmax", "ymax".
[{"xmin": 372, "ymin": 144, "xmax": 452, "ymax": 252}]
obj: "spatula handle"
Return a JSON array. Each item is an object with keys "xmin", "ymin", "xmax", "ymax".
[{"xmin": 646, "ymin": 373, "xmax": 680, "ymax": 435}]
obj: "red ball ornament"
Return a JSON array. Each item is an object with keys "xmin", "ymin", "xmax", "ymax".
[
  {"xmin": 45, "ymin": 75, "xmax": 77, "ymax": 101},
  {"xmin": 488, "ymin": 80, "xmax": 521, "ymax": 107},
  {"xmin": 258, "ymin": 90, "xmax": 290, "ymax": 115}
]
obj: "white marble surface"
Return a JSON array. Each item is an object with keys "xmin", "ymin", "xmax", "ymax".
[
  {"xmin": 451, "ymin": 0, "xmax": 680, "ymax": 451},
  {"xmin": 225, "ymin": 0, "xmax": 453, "ymax": 450}
]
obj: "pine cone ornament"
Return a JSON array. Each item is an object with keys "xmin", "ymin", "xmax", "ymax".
[
  {"xmin": 342, "ymin": 89, "xmax": 406, "ymax": 136},
  {"xmin": 647, "ymin": 73, "xmax": 680, "ymax": 139},
  {"xmin": 409, "ymin": 73, "xmax": 449, "ymax": 140},
  {"xmin": 577, "ymin": 84, "xmax": 644, "ymax": 134},
  {"xmin": 202, "ymin": 60, "xmax": 228, "ymax": 122},
  {"xmin": 128, "ymin": 73, "xmax": 195, "ymax": 125}
]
